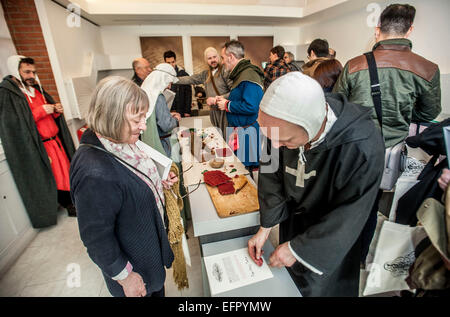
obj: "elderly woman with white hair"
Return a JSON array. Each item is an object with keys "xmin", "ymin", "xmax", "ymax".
[
  {"xmin": 70, "ymin": 76, "xmax": 178, "ymax": 297},
  {"xmin": 141, "ymin": 63, "xmax": 181, "ymax": 157},
  {"xmin": 176, "ymin": 47, "xmax": 232, "ymax": 136}
]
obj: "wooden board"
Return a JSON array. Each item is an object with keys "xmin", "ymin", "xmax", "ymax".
[{"xmin": 205, "ymin": 175, "xmax": 259, "ymax": 218}]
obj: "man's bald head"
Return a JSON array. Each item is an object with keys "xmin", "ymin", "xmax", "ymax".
[{"xmin": 132, "ymin": 58, "xmax": 152, "ymax": 80}]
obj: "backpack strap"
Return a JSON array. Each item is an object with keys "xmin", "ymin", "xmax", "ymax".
[{"xmin": 364, "ymin": 51, "xmax": 383, "ymax": 132}]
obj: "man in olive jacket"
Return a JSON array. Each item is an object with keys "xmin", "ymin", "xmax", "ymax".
[
  {"xmin": 333, "ymin": 4, "xmax": 441, "ymax": 148},
  {"xmin": 333, "ymin": 3, "xmax": 441, "ymax": 263}
]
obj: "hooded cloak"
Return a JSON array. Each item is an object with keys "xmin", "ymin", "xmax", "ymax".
[
  {"xmin": 140, "ymin": 63, "xmax": 179, "ymax": 155},
  {"xmin": 257, "ymin": 73, "xmax": 385, "ymax": 296},
  {"xmin": 0, "ymin": 55, "xmax": 75, "ymax": 228}
]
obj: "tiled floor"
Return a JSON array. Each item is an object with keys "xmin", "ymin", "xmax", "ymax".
[
  {"xmin": 0, "ymin": 209, "xmax": 205, "ymax": 297},
  {"xmin": 0, "ymin": 168, "xmax": 282, "ymax": 298},
  {"xmin": 0, "ymin": 206, "xmax": 370, "ymax": 297}
]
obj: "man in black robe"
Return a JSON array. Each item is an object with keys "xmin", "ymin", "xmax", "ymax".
[
  {"xmin": 248, "ymin": 72, "xmax": 384, "ymax": 296},
  {"xmin": 0, "ymin": 55, "xmax": 76, "ymax": 228}
]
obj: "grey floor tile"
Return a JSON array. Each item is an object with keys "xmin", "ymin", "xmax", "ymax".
[
  {"xmin": 1, "ymin": 211, "xmax": 206, "ymax": 297},
  {"xmin": 19, "ymin": 280, "xmax": 66, "ymax": 297}
]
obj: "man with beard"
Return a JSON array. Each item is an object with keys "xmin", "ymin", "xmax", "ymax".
[
  {"xmin": 176, "ymin": 47, "xmax": 232, "ymax": 136},
  {"xmin": 216, "ymin": 40, "xmax": 264, "ymax": 172},
  {"xmin": 0, "ymin": 56, "xmax": 76, "ymax": 228}
]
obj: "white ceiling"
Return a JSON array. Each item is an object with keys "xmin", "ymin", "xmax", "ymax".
[{"xmin": 55, "ymin": 0, "xmax": 369, "ymax": 26}]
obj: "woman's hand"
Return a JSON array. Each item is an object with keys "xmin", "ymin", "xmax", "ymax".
[
  {"xmin": 162, "ymin": 171, "xmax": 178, "ymax": 189},
  {"xmin": 117, "ymin": 271, "xmax": 147, "ymax": 297}
]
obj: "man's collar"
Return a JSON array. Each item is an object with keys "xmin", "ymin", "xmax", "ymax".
[
  {"xmin": 373, "ymin": 38, "xmax": 412, "ymax": 50},
  {"xmin": 230, "ymin": 58, "xmax": 244, "ymax": 73}
]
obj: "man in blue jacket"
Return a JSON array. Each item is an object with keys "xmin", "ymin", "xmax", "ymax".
[{"xmin": 217, "ymin": 40, "xmax": 264, "ymax": 172}]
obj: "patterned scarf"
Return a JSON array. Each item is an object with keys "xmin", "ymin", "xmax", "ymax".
[{"xmin": 98, "ymin": 135, "xmax": 165, "ymax": 223}]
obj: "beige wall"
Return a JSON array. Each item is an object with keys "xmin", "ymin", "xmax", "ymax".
[
  {"xmin": 100, "ymin": 24, "xmax": 301, "ymax": 74},
  {"xmin": 298, "ymin": 0, "xmax": 450, "ymax": 74},
  {"xmin": 0, "ymin": 5, "xmax": 16, "ymax": 79},
  {"xmin": 297, "ymin": 0, "xmax": 450, "ymax": 115}
]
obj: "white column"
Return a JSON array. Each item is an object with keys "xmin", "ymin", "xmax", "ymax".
[{"xmin": 34, "ymin": 0, "xmax": 74, "ymax": 120}]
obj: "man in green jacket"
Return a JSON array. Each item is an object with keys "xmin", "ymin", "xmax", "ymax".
[
  {"xmin": 333, "ymin": 3, "xmax": 441, "ymax": 263},
  {"xmin": 333, "ymin": 3, "xmax": 441, "ymax": 148}
]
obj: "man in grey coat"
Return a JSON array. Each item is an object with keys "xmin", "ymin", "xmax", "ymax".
[{"xmin": 177, "ymin": 47, "xmax": 232, "ymax": 136}]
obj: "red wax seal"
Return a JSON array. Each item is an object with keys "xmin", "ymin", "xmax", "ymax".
[{"xmin": 203, "ymin": 170, "xmax": 232, "ymax": 187}]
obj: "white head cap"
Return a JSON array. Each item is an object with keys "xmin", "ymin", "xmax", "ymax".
[
  {"xmin": 259, "ymin": 72, "xmax": 326, "ymax": 142},
  {"xmin": 7, "ymin": 55, "xmax": 43, "ymax": 103},
  {"xmin": 141, "ymin": 63, "xmax": 179, "ymax": 118},
  {"xmin": 7, "ymin": 55, "xmax": 26, "ymax": 80}
]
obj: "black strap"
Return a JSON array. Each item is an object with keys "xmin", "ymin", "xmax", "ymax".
[
  {"xmin": 364, "ymin": 52, "xmax": 383, "ymax": 131},
  {"xmin": 42, "ymin": 136, "xmax": 56, "ymax": 142}
]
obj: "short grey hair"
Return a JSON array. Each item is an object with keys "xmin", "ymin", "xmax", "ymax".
[
  {"xmin": 86, "ymin": 76, "xmax": 149, "ymax": 142},
  {"xmin": 223, "ymin": 40, "xmax": 245, "ymax": 59},
  {"xmin": 285, "ymin": 51, "xmax": 295, "ymax": 60},
  {"xmin": 132, "ymin": 59, "xmax": 140, "ymax": 71}
]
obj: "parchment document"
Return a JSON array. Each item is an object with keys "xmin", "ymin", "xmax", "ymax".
[{"xmin": 203, "ymin": 247, "xmax": 274, "ymax": 295}]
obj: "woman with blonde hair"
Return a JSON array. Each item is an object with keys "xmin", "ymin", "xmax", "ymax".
[{"xmin": 70, "ymin": 76, "xmax": 178, "ymax": 297}]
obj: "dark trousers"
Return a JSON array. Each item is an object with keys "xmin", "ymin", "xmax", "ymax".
[
  {"xmin": 360, "ymin": 189, "xmax": 383, "ymax": 263},
  {"xmin": 245, "ymin": 165, "xmax": 259, "ymax": 180},
  {"xmin": 57, "ymin": 190, "xmax": 73, "ymax": 208}
]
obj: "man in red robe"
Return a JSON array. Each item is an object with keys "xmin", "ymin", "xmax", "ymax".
[{"xmin": 2, "ymin": 56, "xmax": 76, "ymax": 218}]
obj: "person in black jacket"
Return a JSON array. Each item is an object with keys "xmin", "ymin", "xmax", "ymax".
[
  {"xmin": 248, "ymin": 72, "xmax": 384, "ymax": 296},
  {"xmin": 70, "ymin": 76, "xmax": 178, "ymax": 297},
  {"xmin": 395, "ymin": 118, "xmax": 450, "ymax": 226},
  {"xmin": 164, "ymin": 50, "xmax": 192, "ymax": 117}
]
